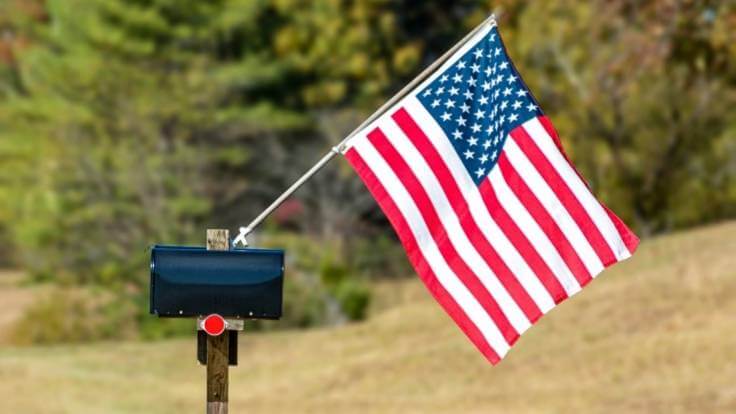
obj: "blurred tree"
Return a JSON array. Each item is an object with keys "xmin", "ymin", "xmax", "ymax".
[
  {"xmin": 0, "ymin": 0, "xmax": 734, "ymax": 340},
  {"xmin": 242, "ymin": 0, "xmax": 496, "ymax": 249},
  {"xmin": 494, "ymin": 0, "xmax": 736, "ymax": 234},
  {"xmin": 2, "ymin": 0, "xmax": 220, "ymax": 286},
  {"xmin": 0, "ymin": 0, "xmax": 481, "ymax": 333},
  {"xmin": 0, "ymin": 0, "xmax": 345, "ymax": 286}
]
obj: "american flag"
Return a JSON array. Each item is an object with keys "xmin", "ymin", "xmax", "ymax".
[{"xmin": 341, "ymin": 20, "xmax": 639, "ymax": 364}]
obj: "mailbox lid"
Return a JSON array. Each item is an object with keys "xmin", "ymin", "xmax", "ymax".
[{"xmin": 150, "ymin": 245, "xmax": 284, "ymax": 318}]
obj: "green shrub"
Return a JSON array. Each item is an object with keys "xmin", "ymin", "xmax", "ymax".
[
  {"xmin": 11, "ymin": 288, "xmax": 138, "ymax": 345},
  {"xmin": 138, "ymin": 313, "xmax": 193, "ymax": 340},
  {"xmin": 351, "ymin": 234, "xmax": 412, "ymax": 279},
  {"xmin": 264, "ymin": 232, "xmax": 374, "ymax": 325},
  {"xmin": 11, "ymin": 230, "xmax": 377, "ymax": 344},
  {"xmin": 280, "ymin": 272, "xmax": 328, "ymax": 328},
  {"xmin": 335, "ymin": 280, "xmax": 371, "ymax": 321},
  {"xmin": 319, "ymin": 256, "xmax": 371, "ymax": 322}
]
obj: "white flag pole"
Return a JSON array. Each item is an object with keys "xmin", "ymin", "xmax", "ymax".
[{"xmin": 233, "ymin": 14, "xmax": 497, "ymax": 247}]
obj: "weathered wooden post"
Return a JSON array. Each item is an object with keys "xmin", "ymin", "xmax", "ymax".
[
  {"xmin": 205, "ymin": 229, "xmax": 230, "ymax": 414},
  {"xmin": 149, "ymin": 229, "xmax": 284, "ymax": 413}
]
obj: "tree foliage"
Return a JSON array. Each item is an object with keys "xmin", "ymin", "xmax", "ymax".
[
  {"xmin": 0, "ymin": 0, "xmax": 734, "ymax": 339},
  {"xmin": 496, "ymin": 0, "xmax": 736, "ymax": 234}
]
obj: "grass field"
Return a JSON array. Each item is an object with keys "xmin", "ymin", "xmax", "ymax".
[{"xmin": 0, "ymin": 222, "xmax": 735, "ymax": 413}]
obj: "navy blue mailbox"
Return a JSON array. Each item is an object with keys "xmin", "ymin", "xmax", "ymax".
[{"xmin": 150, "ymin": 245, "xmax": 284, "ymax": 319}]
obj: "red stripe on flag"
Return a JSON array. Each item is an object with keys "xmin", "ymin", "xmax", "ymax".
[
  {"xmin": 345, "ymin": 147, "xmax": 502, "ymax": 364},
  {"xmin": 497, "ymin": 154, "xmax": 593, "ymax": 286},
  {"xmin": 478, "ymin": 179, "xmax": 568, "ymax": 304},
  {"xmin": 392, "ymin": 108, "xmax": 543, "ymax": 323},
  {"xmin": 510, "ymin": 127, "xmax": 618, "ymax": 267},
  {"xmin": 603, "ymin": 207, "xmax": 640, "ymax": 254},
  {"xmin": 367, "ymin": 127, "xmax": 520, "ymax": 345}
]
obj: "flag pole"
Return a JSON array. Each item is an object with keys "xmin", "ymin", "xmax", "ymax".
[{"xmin": 233, "ymin": 13, "xmax": 497, "ymax": 247}]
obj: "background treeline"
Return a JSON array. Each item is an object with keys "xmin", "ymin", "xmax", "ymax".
[{"xmin": 0, "ymin": 0, "xmax": 734, "ymax": 342}]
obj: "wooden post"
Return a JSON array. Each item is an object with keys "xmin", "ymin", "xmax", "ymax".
[{"xmin": 206, "ymin": 229, "xmax": 230, "ymax": 414}]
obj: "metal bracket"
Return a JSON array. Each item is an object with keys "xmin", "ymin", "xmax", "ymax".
[
  {"xmin": 197, "ymin": 318, "xmax": 243, "ymax": 366},
  {"xmin": 232, "ymin": 227, "xmax": 250, "ymax": 248},
  {"xmin": 197, "ymin": 317, "xmax": 245, "ymax": 332}
]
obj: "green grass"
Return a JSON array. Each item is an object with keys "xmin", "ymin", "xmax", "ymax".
[{"xmin": 1, "ymin": 222, "xmax": 736, "ymax": 413}]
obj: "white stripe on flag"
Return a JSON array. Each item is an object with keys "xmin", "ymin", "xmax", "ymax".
[
  {"xmin": 352, "ymin": 137, "xmax": 511, "ymax": 356},
  {"xmin": 503, "ymin": 137, "xmax": 605, "ymax": 276},
  {"xmin": 378, "ymin": 116, "xmax": 531, "ymax": 333},
  {"xmin": 487, "ymin": 166, "xmax": 582, "ymax": 296},
  {"xmin": 523, "ymin": 119, "xmax": 632, "ymax": 261},
  {"xmin": 404, "ymin": 97, "xmax": 556, "ymax": 313}
]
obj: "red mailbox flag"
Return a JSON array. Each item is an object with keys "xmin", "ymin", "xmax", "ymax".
[
  {"xmin": 202, "ymin": 314, "xmax": 226, "ymax": 336},
  {"xmin": 341, "ymin": 20, "xmax": 638, "ymax": 364}
]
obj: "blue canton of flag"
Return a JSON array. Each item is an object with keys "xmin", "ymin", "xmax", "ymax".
[{"xmin": 417, "ymin": 26, "xmax": 542, "ymax": 184}]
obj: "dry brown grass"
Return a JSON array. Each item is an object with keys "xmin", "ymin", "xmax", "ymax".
[
  {"xmin": 0, "ymin": 270, "xmax": 50, "ymax": 344},
  {"xmin": 0, "ymin": 222, "xmax": 735, "ymax": 413}
]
